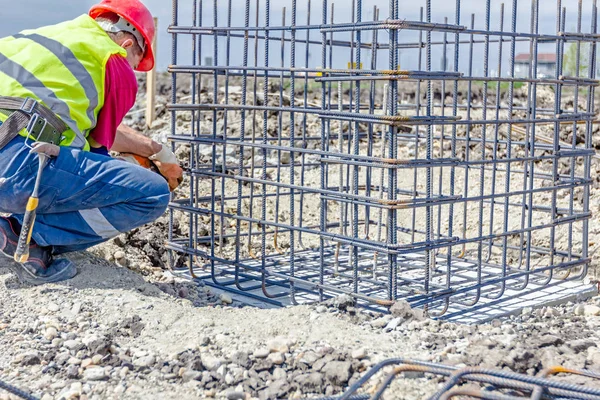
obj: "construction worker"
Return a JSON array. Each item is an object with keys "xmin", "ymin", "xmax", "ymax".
[{"xmin": 0, "ymin": 0, "xmax": 183, "ymax": 285}]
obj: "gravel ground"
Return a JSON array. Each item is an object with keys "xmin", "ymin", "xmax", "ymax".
[{"xmin": 2, "ymin": 252, "xmax": 600, "ymax": 399}]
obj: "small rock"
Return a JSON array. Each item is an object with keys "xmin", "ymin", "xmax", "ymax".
[
  {"xmin": 182, "ymin": 370, "xmax": 202, "ymax": 382},
  {"xmin": 272, "ymin": 367, "xmax": 287, "ymax": 381},
  {"xmin": 81, "ymin": 358, "xmax": 93, "ymax": 368},
  {"xmin": 253, "ymin": 348, "xmax": 270, "ymax": 359},
  {"xmin": 67, "ymin": 357, "xmax": 82, "ymax": 365},
  {"xmin": 490, "ymin": 327, "xmax": 503, "ymax": 336},
  {"xmin": 220, "ymin": 293, "xmax": 233, "ymax": 305},
  {"xmin": 71, "ymin": 302, "xmax": 83, "ymax": 315},
  {"xmin": 45, "ymin": 327, "xmax": 58, "ymax": 340},
  {"xmin": 351, "ymin": 348, "xmax": 368, "ymax": 360},
  {"xmin": 113, "ymin": 384, "xmax": 126, "ymax": 395},
  {"xmin": 299, "ymin": 351, "xmax": 321, "ymax": 366},
  {"xmin": 267, "ymin": 352, "xmax": 285, "ymax": 365},
  {"xmin": 313, "ymin": 354, "xmax": 335, "ymax": 372},
  {"xmin": 64, "ymin": 340, "xmax": 83, "ymax": 351},
  {"xmin": 295, "ymin": 372, "xmax": 324, "ymax": 391},
  {"xmin": 202, "ymin": 354, "xmax": 222, "ymax": 371},
  {"xmin": 226, "ymin": 392, "xmax": 245, "ymax": 400},
  {"xmin": 371, "ymin": 315, "xmax": 392, "ymax": 328},
  {"xmin": 92, "ymin": 354, "xmax": 103, "ymax": 365},
  {"xmin": 584, "ymin": 305, "xmax": 600, "ymax": 316},
  {"xmin": 315, "ymin": 305, "xmax": 327, "ymax": 313},
  {"xmin": 114, "ymin": 251, "xmax": 125, "ymax": 260},
  {"xmin": 332, "ymin": 294, "xmax": 355, "ymax": 310},
  {"xmin": 538, "ymin": 335, "xmax": 563, "ymax": 348},
  {"xmin": 390, "ymin": 300, "xmax": 424, "ymax": 321},
  {"xmin": 47, "ymin": 303, "xmax": 60, "ymax": 312},
  {"xmin": 83, "ymin": 367, "xmax": 107, "ymax": 381},
  {"xmin": 50, "ymin": 381, "xmax": 67, "ymax": 390},
  {"xmin": 261, "ymin": 379, "xmax": 290, "ymax": 399},
  {"xmin": 573, "ymin": 304, "xmax": 586, "ymax": 316},
  {"xmin": 71, "ymin": 382, "xmax": 83, "ymax": 393},
  {"xmin": 119, "ymin": 366, "xmax": 130, "ymax": 378},
  {"xmin": 178, "ymin": 287, "xmax": 189, "ymax": 298},
  {"xmin": 254, "ymin": 358, "xmax": 273, "ymax": 372},
  {"xmin": 544, "ymin": 308, "xmax": 560, "ymax": 317},
  {"xmin": 66, "ymin": 364, "xmax": 79, "ymax": 379},
  {"xmin": 20, "ymin": 352, "xmax": 41, "ymax": 366},
  {"xmin": 267, "ymin": 337, "xmax": 290, "ymax": 353},
  {"xmin": 384, "ymin": 317, "xmax": 402, "ymax": 332},
  {"xmin": 322, "ymin": 361, "xmax": 352, "ymax": 385},
  {"xmin": 59, "ymin": 382, "xmax": 82, "ymax": 400},
  {"xmin": 135, "ymin": 355, "xmax": 156, "ymax": 368},
  {"xmin": 521, "ymin": 307, "xmax": 533, "ymax": 316},
  {"xmin": 230, "ymin": 351, "xmax": 251, "ymax": 368}
]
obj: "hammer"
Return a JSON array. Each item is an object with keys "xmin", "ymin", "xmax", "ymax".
[{"xmin": 13, "ymin": 143, "xmax": 59, "ymax": 262}]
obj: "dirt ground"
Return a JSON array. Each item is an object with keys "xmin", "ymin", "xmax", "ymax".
[{"xmin": 2, "ymin": 250, "xmax": 600, "ymax": 399}]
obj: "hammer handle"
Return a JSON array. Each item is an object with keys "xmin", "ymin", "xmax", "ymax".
[
  {"xmin": 14, "ymin": 198, "xmax": 38, "ymax": 262},
  {"xmin": 13, "ymin": 154, "xmax": 48, "ymax": 263}
]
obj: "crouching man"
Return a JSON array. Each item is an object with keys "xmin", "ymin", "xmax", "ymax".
[{"xmin": 0, "ymin": 0, "xmax": 182, "ymax": 284}]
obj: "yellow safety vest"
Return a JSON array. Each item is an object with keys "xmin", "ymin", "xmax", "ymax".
[{"xmin": 0, "ymin": 15, "xmax": 128, "ymax": 149}]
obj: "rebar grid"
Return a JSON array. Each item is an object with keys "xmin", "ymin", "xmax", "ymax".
[
  {"xmin": 324, "ymin": 358, "xmax": 600, "ymax": 400},
  {"xmin": 167, "ymin": 0, "xmax": 599, "ymax": 316}
]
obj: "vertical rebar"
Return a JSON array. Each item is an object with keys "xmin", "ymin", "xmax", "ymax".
[{"xmin": 424, "ymin": 0, "xmax": 433, "ymax": 302}]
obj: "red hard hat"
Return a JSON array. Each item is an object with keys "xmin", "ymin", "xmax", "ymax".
[{"xmin": 89, "ymin": 0, "xmax": 155, "ymax": 72}]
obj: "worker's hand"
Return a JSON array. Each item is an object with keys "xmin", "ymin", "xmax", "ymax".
[
  {"xmin": 118, "ymin": 148, "xmax": 183, "ymax": 192},
  {"xmin": 152, "ymin": 161, "xmax": 184, "ymax": 191},
  {"xmin": 148, "ymin": 144, "xmax": 184, "ymax": 191},
  {"xmin": 149, "ymin": 144, "xmax": 178, "ymax": 164}
]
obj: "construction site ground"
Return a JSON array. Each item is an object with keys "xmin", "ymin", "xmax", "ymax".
[{"xmin": 3, "ymin": 74, "xmax": 600, "ymax": 399}]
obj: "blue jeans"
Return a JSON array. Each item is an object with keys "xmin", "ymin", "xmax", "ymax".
[{"xmin": 0, "ymin": 135, "xmax": 170, "ymax": 254}]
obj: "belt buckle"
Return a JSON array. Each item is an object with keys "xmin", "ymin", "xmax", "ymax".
[
  {"xmin": 20, "ymin": 97, "xmax": 38, "ymax": 115},
  {"xmin": 24, "ymin": 113, "xmax": 51, "ymax": 149},
  {"xmin": 28, "ymin": 114, "xmax": 60, "ymax": 146}
]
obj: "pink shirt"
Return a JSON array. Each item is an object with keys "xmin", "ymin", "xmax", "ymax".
[{"xmin": 89, "ymin": 55, "xmax": 138, "ymax": 150}]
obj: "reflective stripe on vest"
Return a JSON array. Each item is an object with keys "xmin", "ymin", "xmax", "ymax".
[
  {"xmin": 13, "ymin": 33, "xmax": 100, "ymax": 143},
  {"xmin": 0, "ymin": 15, "xmax": 127, "ymax": 149}
]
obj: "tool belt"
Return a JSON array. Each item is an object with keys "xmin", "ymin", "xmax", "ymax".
[{"xmin": 0, "ymin": 96, "xmax": 69, "ymax": 150}]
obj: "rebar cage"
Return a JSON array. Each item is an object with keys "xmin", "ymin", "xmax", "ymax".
[{"xmin": 167, "ymin": 0, "xmax": 599, "ymax": 317}]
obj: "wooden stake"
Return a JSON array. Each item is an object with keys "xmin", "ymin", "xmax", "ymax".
[{"xmin": 146, "ymin": 17, "xmax": 158, "ymax": 128}]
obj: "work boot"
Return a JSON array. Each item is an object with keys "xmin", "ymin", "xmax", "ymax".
[{"xmin": 0, "ymin": 217, "xmax": 77, "ymax": 285}]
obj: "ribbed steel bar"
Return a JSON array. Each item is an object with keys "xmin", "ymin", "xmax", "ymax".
[
  {"xmin": 318, "ymin": 0, "xmax": 327, "ymax": 301},
  {"xmin": 330, "ymin": 358, "xmax": 600, "ymax": 400},
  {"xmin": 168, "ymin": 0, "xmax": 595, "ymax": 317},
  {"xmin": 168, "ymin": 21, "xmax": 600, "ymax": 43}
]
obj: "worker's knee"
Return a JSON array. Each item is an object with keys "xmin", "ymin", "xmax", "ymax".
[{"xmin": 138, "ymin": 177, "xmax": 170, "ymax": 225}]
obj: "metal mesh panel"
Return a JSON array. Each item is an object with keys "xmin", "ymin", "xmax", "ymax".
[{"xmin": 167, "ymin": 0, "xmax": 598, "ymax": 317}]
